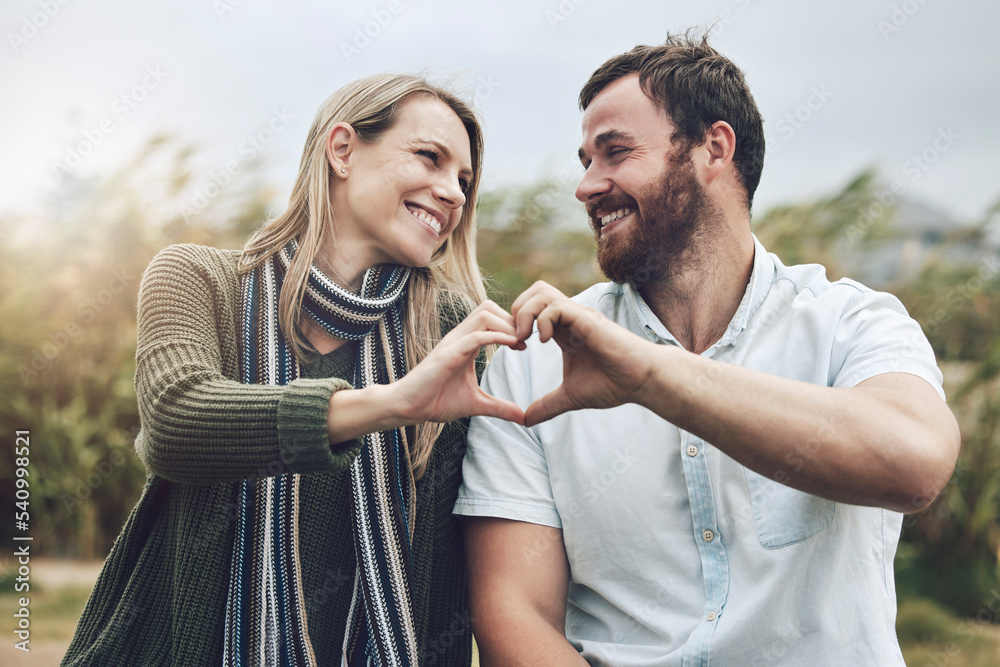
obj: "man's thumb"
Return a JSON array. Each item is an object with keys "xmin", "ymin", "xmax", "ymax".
[{"xmin": 524, "ymin": 388, "xmax": 575, "ymax": 427}]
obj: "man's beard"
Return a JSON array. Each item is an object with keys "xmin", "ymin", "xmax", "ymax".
[{"xmin": 589, "ymin": 151, "xmax": 708, "ymax": 288}]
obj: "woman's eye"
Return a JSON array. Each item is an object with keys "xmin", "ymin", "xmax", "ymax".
[
  {"xmin": 416, "ymin": 147, "xmax": 469, "ymax": 193},
  {"xmin": 416, "ymin": 149, "xmax": 439, "ymax": 163}
]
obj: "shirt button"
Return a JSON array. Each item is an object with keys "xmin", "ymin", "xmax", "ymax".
[
  {"xmin": 706, "ymin": 611, "xmax": 718, "ymax": 622},
  {"xmin": 703, "ymin": 529, "xmax": 715, "ymax": 542},
  {"xmin": 686, "ymin": 444, "xmax": 698, "ymax": 457}
]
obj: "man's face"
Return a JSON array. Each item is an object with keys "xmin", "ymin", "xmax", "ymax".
[{"xmin": 576, "ymin": 74, "xmax": 710, "ymax": 287}]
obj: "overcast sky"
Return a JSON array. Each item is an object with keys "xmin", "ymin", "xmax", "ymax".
[{"xmin": 1, "ymin": 0, "xmax": 998, "ymax": 227}]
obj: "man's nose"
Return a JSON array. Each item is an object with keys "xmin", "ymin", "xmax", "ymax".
[{"xmin": 575, "ymin": 165, "xmax": 612, "ymax": 203}]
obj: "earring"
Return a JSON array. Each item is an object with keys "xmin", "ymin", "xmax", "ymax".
[{"xmin": 341, "ymin": 168, "xmax": 346, "ymax": 173}]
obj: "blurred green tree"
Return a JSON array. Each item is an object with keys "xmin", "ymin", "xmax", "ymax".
[
  {"xmin": 891, "ymin": 206, "xmax": 1000, "ymax": 619},
  {"xmin": 753, "ymin": 175, "xmax": 1000, "ymax": 620},
  {"xmin": 0, "ymin": 134, "xmax": 274, "ymax": 558},
  {"xmin": 475, "ymin": 180, "xmax": 601, "ymax": 307}
]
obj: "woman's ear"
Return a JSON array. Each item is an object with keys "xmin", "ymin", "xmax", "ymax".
[{"xmin": 326, "ymin": 122, "xmax": 357, "ymax": 179}]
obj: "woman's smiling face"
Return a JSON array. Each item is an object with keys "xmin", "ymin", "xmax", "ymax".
[{"xmin": 330, "ymin": 94, "xmax": 474, "ymax": 273}]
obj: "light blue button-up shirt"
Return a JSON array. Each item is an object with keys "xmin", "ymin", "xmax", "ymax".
[{"xmin": 455, "ymin": 237, "xmax": 944, "ymax": 666}]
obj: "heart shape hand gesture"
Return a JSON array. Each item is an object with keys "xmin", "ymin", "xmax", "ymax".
[{"xmin": 336, "ymin": 283, "xmax": 656, "ymax": 443}]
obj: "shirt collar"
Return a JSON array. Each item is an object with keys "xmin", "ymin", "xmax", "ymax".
[{"xmin": 623, "ymin": 234, "xmax": 775, "ymax": 354}]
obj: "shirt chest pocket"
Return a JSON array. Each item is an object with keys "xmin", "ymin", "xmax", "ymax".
[{"xmin": 744, "ymin": 468, "xmax": 836, "ymax": 548}]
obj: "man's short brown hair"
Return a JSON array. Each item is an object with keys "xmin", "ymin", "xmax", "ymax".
[{"xmin": 580, "ymin": 31, "xmax": 765, "ymax": 211}]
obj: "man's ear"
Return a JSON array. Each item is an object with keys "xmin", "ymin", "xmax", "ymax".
[
  {"xmin": 326, "ymin": 122, "xmax": 357, "ymax": 179},
  {"xmin": 698, "ymin": 120, "xmax": 737, "ymax": 186}
]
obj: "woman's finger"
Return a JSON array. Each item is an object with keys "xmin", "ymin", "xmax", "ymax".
[
  {"xmin": 447, "ymin": 302, "xmax": 517, "ymax": 338},
  {"xmin": 453, "ymin": 330, "xmax": 521, "ymax": 355},
  {"xmin": 474, "ymin": 392, "xmax": 526, "ymax": 424},
  {"xmin": 470, "ymin": 310, "xmax": 519, "ymax": 335},
  {"xmin": 476, "ymin": 299, "xmax": 516, "ymax": 323},
  {"xmin": 428, "ymin": 330, "xmax": 521, "ymax": 370}
]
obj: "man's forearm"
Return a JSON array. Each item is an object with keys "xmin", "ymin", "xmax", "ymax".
[
  {"xmin": 475, "ymin": 612, "xmax": 587, "ymax": 667},
  {"xmin": 638, "ymin": 344, "xmax": 959, "ymax": 511},
  {"xmin": 465, "ymin": 518, "xmax": 587, "ymax": 666}
]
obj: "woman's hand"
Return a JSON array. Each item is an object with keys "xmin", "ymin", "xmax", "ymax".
[
  {"xmin": 392, "ymin": 300, "xmax": 526, "ymax": 425},
  {"xmin": 327, "ymin": 301, "xmax": 525, "ymax": 443}
]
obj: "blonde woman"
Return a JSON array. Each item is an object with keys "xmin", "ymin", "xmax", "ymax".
[{"xmin": 63, "ymin": 74, "xmax": 524, "ymax": 667}]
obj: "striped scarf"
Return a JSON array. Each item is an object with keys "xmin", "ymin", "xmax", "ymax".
[{"xmin": 223, "ymin": 240, "xmax": 418, "ymax": 666}]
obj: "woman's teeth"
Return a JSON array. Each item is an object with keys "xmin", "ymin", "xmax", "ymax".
[{"xmin": 408, "ymin": 206, "xmax": 441, "ymax": 234}]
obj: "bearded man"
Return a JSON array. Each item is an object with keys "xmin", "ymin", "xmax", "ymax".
[{"xmin": 454, "ymin": 33, "xmax": 959, "ymax": 666}]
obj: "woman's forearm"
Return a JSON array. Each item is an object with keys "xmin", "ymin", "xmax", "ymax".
[{"xmin": 326, "ymin": 383, "xmax": 410, "ymax": 444}]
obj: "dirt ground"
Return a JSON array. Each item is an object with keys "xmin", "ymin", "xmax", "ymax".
[
  {"xmin": 5, "ymin": 557, "xmax": 998, "ymax": 666},
  {"xmin": 2, "ymin": 557, "xmax": 104, "ymax": 667}
]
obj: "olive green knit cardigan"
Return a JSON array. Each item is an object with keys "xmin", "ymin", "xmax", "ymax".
[{"xmin": 62, "ymin": 244, "xmax": 472, "ymax": 666}]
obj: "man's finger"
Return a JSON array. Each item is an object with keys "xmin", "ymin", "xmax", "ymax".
[
  {"xmin": 524, "ymin": 387, "xmax": 576, "ymax": 427},
  {"xmin": 538, "ymin": 300, "xmax": 611, "ymax": 351},
  {"xmin": 510, "ymin": 280, "xmax": 555, "ymax": 314},
  {"xmin": 511, "ymin": 281, "xmax": 570, "ymax": 340},
  {"xmin": 513, "ymin": 294, "xmax": 550, "ymax": 341},
  {"xmin": 534, "ymin": 301, "xmax": 573, "ymax": 344}
]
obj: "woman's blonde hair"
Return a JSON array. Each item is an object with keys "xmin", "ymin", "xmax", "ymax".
[{"xmin": 240, "ymin": 73, "xmax": 488, "ymax": 478}]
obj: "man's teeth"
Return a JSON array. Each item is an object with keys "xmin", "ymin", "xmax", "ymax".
[
  {"xmin": 408, "ymin": 206, "xmax": 441, "ymax": 234},
  {"xmin": 600, "ymin": 208, "xmax": 633, "ymax": 226}
]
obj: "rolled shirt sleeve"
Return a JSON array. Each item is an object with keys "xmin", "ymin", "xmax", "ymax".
[
  {"xmin": 454, "ymin": 338, "xmax": 563, "ymax": 529},
  {"xmin": 830, "ymin": 284, "xmax": 944, "ymax": 399}
]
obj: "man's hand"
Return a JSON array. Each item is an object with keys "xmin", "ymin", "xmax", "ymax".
[{"xmin": 511, "ymin": 281, "xmax": 657, "ymax": 427}]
